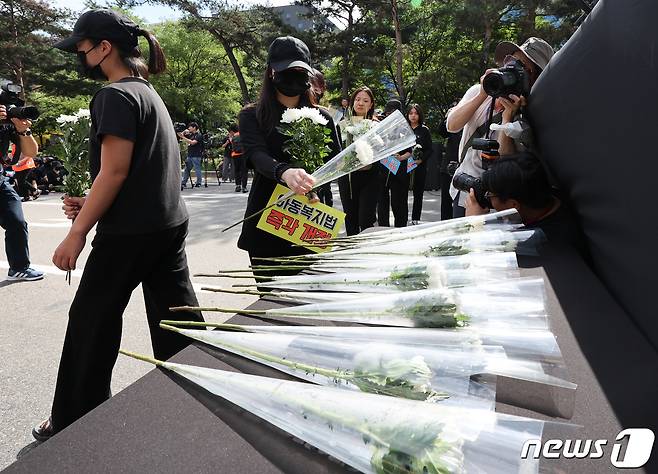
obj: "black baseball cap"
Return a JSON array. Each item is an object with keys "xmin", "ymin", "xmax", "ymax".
[
  {"xmin": 53, "ymin": 9, "xmax": 140, "ymax": 53},
  {"xmin": 267, "ymin": 36, "xmax": 313, "ymax": 73}
]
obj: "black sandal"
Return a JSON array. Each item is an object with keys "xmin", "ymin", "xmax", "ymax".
[{"xmin": 32, "ymin": 417, "xmax": 55, "ymax": 442}]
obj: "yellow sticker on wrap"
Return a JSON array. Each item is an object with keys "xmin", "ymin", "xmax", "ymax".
[{"xmin": 256, "ymin": 184, "xmax": 345, "ymax": 253}]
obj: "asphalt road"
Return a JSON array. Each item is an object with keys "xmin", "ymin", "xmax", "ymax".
[{"xmin": 0, "ymin": 178, "xmax": 442, "ymax": 470}]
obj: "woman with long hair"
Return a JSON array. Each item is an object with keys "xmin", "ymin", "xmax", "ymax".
[
  {"xmin": 337, "ymin": 86, "xmax": 380, "ymax": 235},
  {"xmin": 237, "ymin": 36, "xmax": 340, "ymax": 279},
  {"xmin": 33, "ymin": 9, "xmax": 204, "ymax": 441},
  {"xmin": 408, "ymin": 104, "xmax": 433, "ymax": 224}
]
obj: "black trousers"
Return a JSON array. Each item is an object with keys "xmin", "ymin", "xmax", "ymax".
[
  {"xmin": 51, "ymin": 221, "xmax": 204, "ymax": 432},
  {"xmin": 440, "ymin": 172, "xmax": 454, "ymax": 220},
  {"xmin": 338, "ymin": 168, "xmax": 379, "ymax": 236},
  {"xmin": 0, "ymin": 177, "xmax": 30, "ymax": 271},
  {"xmin": 411, "ymin": 164, "xmax": 427, "ymax": 221},
  {"xmin": 378, "ymin": 170, "xmax": 409, "ymax": 228},
  {"xmin": 452, "ymin": 191, "xmax": 466, "ymax": 218},
  {"xmin": 233, "ymin": 155, "xmax": 248, "ymax": 188}
]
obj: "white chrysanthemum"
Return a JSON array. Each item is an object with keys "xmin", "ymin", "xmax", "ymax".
[
  {"xmin": 56, "ymin": 114, "xmax": 78, "ymax": 124},
  {"xmin": 345, "ymin": 118, "xmax": 374, "ymax": 138},
  {"xmin": 427, "ymin": 264, "xmax": 448, "ymax": 289},
  {"xmin": 280, "ymin": 106, "xmax": 328, "ymax": 125},
  {"xmin": 75, "ymin": 109, "xmax": 91, "ymax": 119},
  {"xmin": 415, "ymin": 144, "xmax": 423, "ymax": 149},
  {"xmin": 354, "ymin": 140, "xmax": 374, "ymax": 165}
]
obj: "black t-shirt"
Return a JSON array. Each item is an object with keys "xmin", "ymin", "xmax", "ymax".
[
  {"xmin": 525, "ymin": 203, "xmax": 589, "ymax": 259},
  {"xmin": 237, "ymin": 101, "xmax": 341, "ymax": 256},
  {"xmin": 89, "ymin": 77, "xmax": 188, "ymax": 235},
  {"xmin": 186, "ymin": 131, "xmax": 203, "ymax": 157}
]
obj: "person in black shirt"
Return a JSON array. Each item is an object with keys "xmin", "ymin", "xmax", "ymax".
[
  {"xmin": 34, "ymin": 9, "xmax": 204, "ymax": 441},
  {"xmin": 408, "ymin": 104, "xmax": 433, "ymax": 224},
  {"xmin": 438, "ymin": 108, "xmax": 462, "ymax": 220},
  {"xmin": 377, "ymin": 99, "xmax": 413, "ymax": 228},
  {"xmin": 238, "ymin": 36, "xmax": 340, "ymax": 281},
  {"xmin": 465, "ymin": 152, "xmax": 588, "ymax": 257},
  {"xmin": 179, "ymin": 121, "xmax": 203, "ymax": 188}
]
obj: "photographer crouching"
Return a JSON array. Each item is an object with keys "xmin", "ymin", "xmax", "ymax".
[
  {"xmin": 447, "ymin": 37, "xmax": 554, "ymax": 217},
  {"xmin": 0, "ymin": 100, "xmax": 44, "ymax": 281},
  {"xmin": 462, "ymin": 152, "xmax": 588, "ymax": 257}
]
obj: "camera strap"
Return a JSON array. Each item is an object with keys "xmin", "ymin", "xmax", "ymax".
[{"xmin": 459, "ymin": 110, "xmax": 502, "ymax": 163}]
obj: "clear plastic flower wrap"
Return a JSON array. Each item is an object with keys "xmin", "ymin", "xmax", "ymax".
[
  {"xmin": 249, "ymin": 265, "xmax": 520, "ymax": 293},
  {"xmin": 176, "ymin": 278, "xmax": 549, "ymax": 330},
  {"xmin": 310, "ymin": 109, "xmax": 417, "ymax": 188},
  {"xmin": 308, "ymin": 251, "xmax": 519, "ymax": 274},
  {"xmin": 121, "ymin": 350, "xmax": 547, "ymax": 474},
  {"xmin": 166, "ymin": 323, "xmax": 564, "ymax": 367},
  {"xmin": 161, "ymin": 323, "xmax": 497, "ymax": 408},
  {"xmin": 329, "ymin": 219, "xmax": 523, "ymax": 251},
  {"xmin": 289, "ymin": 229, "xmax": 537, "ymax": 262}
]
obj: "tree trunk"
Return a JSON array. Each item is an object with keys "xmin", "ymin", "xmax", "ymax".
[
  {"xmin": 481, "ymin": 17, "xmax": 493, "ymax": 70},
  {"xmin": 7, "ymin": 0, "xmax": 26, "ymax": 99},
  {"xmin": 341, "ymin": 9, "xmax": 354, "ymax": 100},
  {"xmin": 209, "ymin": 28, "xmax": 251, "ymax": 105},
  {"xmin": 391, "ymin": 0, "xmax": 405, "ymax": 102}
]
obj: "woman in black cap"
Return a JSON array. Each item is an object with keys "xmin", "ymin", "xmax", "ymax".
[
  {"xmin": 33, "ymin": 9, "xmax": 204, "ymax": 440},
  {"xmin": 237, "ymin": 36, "xmax": 340, "ymax": 281}
]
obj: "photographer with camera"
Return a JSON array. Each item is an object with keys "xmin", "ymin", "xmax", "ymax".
[
  {"xmin": 179, "ymin": 121, "xmax": 203, "ymax": 188},
  {"xmin": 0, "ymin": 103, "xmax": 44, "ymax": 281},
  {"xmin": 447, "ymin": 37, "xmax": 554, "ymax": 217},
  {"xmin": 462, "ymin": 152, "xmax": 587, "ymax": 256}
]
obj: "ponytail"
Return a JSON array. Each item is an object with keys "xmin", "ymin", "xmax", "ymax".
[
  {"xmin": 136, "ymin": 28, "xmax": 167, "ymax": 75},
  {"xmin": 118, "ymin": 28, "xmax": 167, "ymax": 79}
]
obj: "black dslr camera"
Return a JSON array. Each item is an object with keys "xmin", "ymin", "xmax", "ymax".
[
  {"xmin": 173, "ymin": 122, "xmax": 187, "ymax": 134},
  {"xmin": 472, "ymin": 138, "xmax": 499, "ymax": 169},
  {"xmin": 0, "ymin": 79, "xmax": 40, "ymax": 164},
  {"xmin": 0, "ymin": 80, "xmax": 40, "ymax": 132},
  {"xmin": 482, "ymin": 59, "xmax": 530, "ymax": 98},
  {"xmin": 452, "ymin": 172, "xmax": 491, "ymax": 209}
]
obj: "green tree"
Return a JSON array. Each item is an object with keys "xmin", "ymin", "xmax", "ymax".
[
  {"xmin": 119, "ymin": 0, "xmax": 281, "ymax": 104},
  {"xmin": 148, "ymin": 21, "xmax": 242, "ymax": 129}
]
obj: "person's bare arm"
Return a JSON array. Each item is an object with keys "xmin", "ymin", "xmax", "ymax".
[
  {"xmin": 52, "ymin": 135, "xmax": 133, "ymax": 271},
  {"xmin": 446, "ymin": 70, "xmax": 496, "ymax": 133}
]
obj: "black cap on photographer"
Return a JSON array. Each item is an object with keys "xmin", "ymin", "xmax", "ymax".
[{"xmin": 53, "ymin": 9, "xmax": 140, "ymax": 53}]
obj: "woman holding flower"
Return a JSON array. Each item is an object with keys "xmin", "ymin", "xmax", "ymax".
[
  {"xmin": 337, "ymin": 86, "xmax": 380, "ymax": 235},
  {"xmin": 237, "ymin": 36, "xmax": 340, "ymax": 279},
  {"xmin": 33, "ymin": 9, "xmax": 204, "ymax": 441},
  {"xmin": 409, "ymin": 104, "xmax": 433, "ymax": 224}
]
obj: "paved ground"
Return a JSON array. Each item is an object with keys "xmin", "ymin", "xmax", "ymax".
[{"xmin": 0, "ymin": 178, "xmax": 442, "ymax": 470}]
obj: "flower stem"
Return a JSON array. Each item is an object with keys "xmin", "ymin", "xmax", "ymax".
[
  {"xmin": 119, "ymin": 349, "xmax": 164, "ymax": 367},
  {"xmin": 169, "ymin": 305, "xmax": 266, "ymax": 316},
  {"xmin": 159, "ymin": 321, "xmax": 250, "ymax": 332}
]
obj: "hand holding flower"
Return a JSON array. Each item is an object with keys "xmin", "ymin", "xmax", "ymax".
[{"xmin": 282, "ymin": 168, "xmax": 316, "ymax": 195}]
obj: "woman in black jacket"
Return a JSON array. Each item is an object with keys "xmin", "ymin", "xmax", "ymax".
[
  {"xmin": 408, "ymin": 104, "xmax": 433, "ymax": 224},
  {"xmin": 237, "ymin": 36, "xmax": 340, "ymax": 278}
]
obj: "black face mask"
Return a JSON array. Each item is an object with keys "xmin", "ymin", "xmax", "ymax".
[
  {"xmin": 272, "ymin": 69, "xmax": 310, "ymax": 97},
  {"xmin": 76, "ymin": 43, "xmax": 109, "ymax": 81}
]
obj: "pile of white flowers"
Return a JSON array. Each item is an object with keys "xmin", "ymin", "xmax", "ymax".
[
  {"xmin": 56, "ymin": 109, "xmax": 91, "ymax": 125},
  {"xmin": 280, "ymin": 107, "xmax": 328, "ymax": 126}
]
